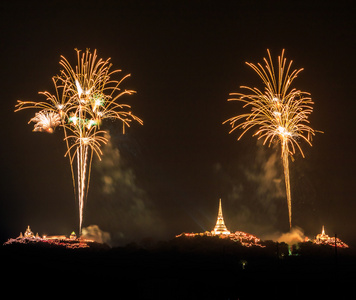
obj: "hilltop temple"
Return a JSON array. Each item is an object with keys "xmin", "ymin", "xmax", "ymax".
[
  {"xmin": 24, "ymin": 225, "xmax": 34, "ymax": 238},
  {"xmin": 3, "ymin": 225, "xmax": 91, "ymax": 249},
  {"xmin": 176, "ymin": 199, "xmax": 264, "ymax": 247},
  {"xmin": 211, "ymin": 199, "xmax": 230, "ymax": 235},
  {"xmin": 313, "ymin": 225, "xmax": 349, "ymax": 248},
  {"xmin": 20, "ymin": 225, "xmax": 39, "ymax": 238}
]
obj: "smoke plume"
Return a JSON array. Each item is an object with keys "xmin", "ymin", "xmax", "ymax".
[
  {"xmin": 87, "ymin": 131, "xmax": 166, "ymax": 245},
  {"xmin": 215, "ymin": 140, "xmax": 287, "ymax": 237},
  {"xmin": 81, "ymin": 224, "xmax": 111, "ymax": 244},
  {"xmin": 277, "ymin": 227, "xmax": 306, "ymax": 244}
]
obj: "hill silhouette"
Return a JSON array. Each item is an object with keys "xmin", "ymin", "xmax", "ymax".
[{"xmin": 2, "ymin": 236, "xmax": 356, "ymax": 299}]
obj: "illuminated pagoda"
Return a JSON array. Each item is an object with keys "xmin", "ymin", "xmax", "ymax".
[
  {"xmin": 175, "ymin": 199, "xmax": 264, "ymax": 247},
  {"xmin": 316, "ymin": 225, "xmax": 327, "ymax": 242},
  {"xmin": 24, "ymin": 225, "xmax": 34, "ymax": 238},
  {"xmin": 4, "ymin": 226, "xmax": 91, "ymax": 249},
  {"xmin": 211, "ymin": 199, "xmax": 230, "ymax": 235},
  {"xmin": 314, "ymin": 225, "xmax": 349, "ymax": 248}
]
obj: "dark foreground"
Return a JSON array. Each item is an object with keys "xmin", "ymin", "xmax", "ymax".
[{"xmin": 2, "ymin": 236, "xmax": 355, "ymax": 299}]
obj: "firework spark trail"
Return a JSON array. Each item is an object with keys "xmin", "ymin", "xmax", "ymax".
[
  {"xmin": 282, "ymin": 140, "xmax": 292, "ymax": 227},
  {"xmin": 223, "ymin": 49, "xmax": 320, "ymax": 228},
  {"xmin": 77, "ymin": 141, "xmax": 88, "ymax": 234},
  {"xmin": 15, "ymin": 49, "xmax": 143, "ymax": 234}
]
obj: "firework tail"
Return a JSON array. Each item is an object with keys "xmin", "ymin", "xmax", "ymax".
[
  {"xmin": 223, "ymin": 49, "xmax": 320, "ymax": 229},
  {"xmin": 14, "ymin": 49, "xmax": 143, "ymax": 235},
  {"xmin": 282, "ymin": 141, "xmax": 292, "ymax": 228}
]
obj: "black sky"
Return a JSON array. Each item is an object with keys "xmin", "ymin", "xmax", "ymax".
[{"xmin": 1, "ymin": 1, "xmax": 355, "ymax": 246}]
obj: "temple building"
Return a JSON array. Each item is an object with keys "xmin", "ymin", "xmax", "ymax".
[
  {"xmin": 23, "ymin": 225, "xmax": 35, "ymax": 238},
  {"xmin": 211, "ymin": 199, "xmax": 230, "ymax": 235},
  {"xmin": 315, "ymin": 225, "xmax": 328, "ymax": 242},
  {"xmin": 4, "ymin": 226, "xmax": 91, "ymax": 249},
  {"xmin": 314, "ymin": 225, "xmax": 349, "ymax": 248},
  {"xmin": 175, "ymin": 199, "xmax": 264, "ymax": 247}
]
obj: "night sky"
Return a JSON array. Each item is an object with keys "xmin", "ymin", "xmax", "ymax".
[{"xmin": 1, "ymin": 1, "xmax": 355, "ymax": 246}]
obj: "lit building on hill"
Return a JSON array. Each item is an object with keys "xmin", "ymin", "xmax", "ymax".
[
  {"xmin": 211, "ymin": 199, "xmax": 230, "ymax": 235},
  {"xmin": 316, "ymin": 225, "xmax": 328, "ymax": 242},
  {"xmin": 4, "ymin": 226, "xmax": 91, "ymax": 249},
  {"xmin": 176, "ymin": 199, "xmax": 264, "ymax": 247},
  {"xmin": 313, "ymin": 226, "xmax": 349, "ymax": 248},
  {"xmin": 23, "ymin": 225, "xmax": 34, "ymax": 238}
]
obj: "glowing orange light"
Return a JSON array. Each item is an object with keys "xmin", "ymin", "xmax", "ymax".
[
  {"xmin": 15, "ymin": 49, "xmax": 143, "ymax": 233},
  {"xmin": 223, "ymin": 49, "xmax": 322, "ymax": 228}
]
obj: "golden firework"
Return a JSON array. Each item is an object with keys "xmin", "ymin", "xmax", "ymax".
[
  {"xmin": 15, "ymin": 49, "xmax": 142, "ymax": 233},
  {"xmin": 224, "ymin": 49, "xmax": 319, "ymax": 228}
]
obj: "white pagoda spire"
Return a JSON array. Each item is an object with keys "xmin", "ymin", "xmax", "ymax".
[{"xmin": 212, "ymin": 199, "xmax": 230, "ymax": 235}]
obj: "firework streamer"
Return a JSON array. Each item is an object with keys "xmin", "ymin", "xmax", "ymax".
[
  {"xmin": 15, "ymin": 49, "xmax": 143, "ymax": 233},
  {"xmin": 223, "ymin": 49, "xmax": 320, "ymax": 228}
]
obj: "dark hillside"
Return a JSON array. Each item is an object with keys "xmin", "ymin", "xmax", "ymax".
[{"xmin": 2, "ymin": 237, "xmax": 355, "ymax": 299}]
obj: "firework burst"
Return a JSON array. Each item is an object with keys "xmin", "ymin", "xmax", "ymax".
[
  {"xmin": 29, "ymin": 110, "xmax": 61, "ymax": 133},
  {"xmin": 223, "ymin": 49, "xmax": 320, "ymax": 228},
  {"xmin": 15, "ymin": 49, "xmax": 142, "ymax": 233}
]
